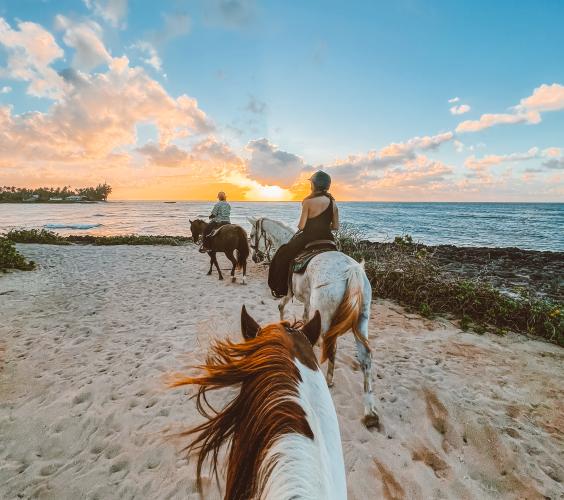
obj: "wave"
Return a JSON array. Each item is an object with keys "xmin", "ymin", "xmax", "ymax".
[{"xmin": 44, "ymin": 223, "xmax": 103, "ymax": 230}]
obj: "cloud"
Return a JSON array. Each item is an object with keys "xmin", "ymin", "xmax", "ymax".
[
  {"xmin": 245, "ymin": 95, "xmax": 266, "ymax": 115},
  {"xmin": 450, "ymin": 104, "xmax": 471, "ymax": 115},
  {"xmin": 456, "ymin": 82, "xmax": 564, "ymax": 134},
  {"xmin": 154, "ymin": 12, "xmax": 191, "ymax": 44},
  {"xmin": 328, "ymin": 131, "xmax": 454, "ymax": 183},
  {"xmin": 204, "ymin": 0, "xmax": 256, "ymax": 28},
  {"xmin": 131, "ymin": 41, "xmax": 162, "ymax": 72},
  {"xmin": 543, "ymin": 158, "xmax": 564, "ymax": 170},
  {"xmin": 465, "ymin": 148, "xmax": 540, "ymax": 171},
  {"xmin": 245, "ymin": 138, "xmax": 310, "ymax": 188},
  {"xmin": 0, "ymin": 56, "xmax": 213, "ymax": 164},
  {"xmin": 55, "ymin": 15, "xmax": 112, "ymax": 71},
  {"xmin": 448, "ymin": 97, "xmax": 460, "ymax": 103},
  {"xmin": 136, "ymin": 142, "xmax": 189, "ymax": 167},
  {"xmin": 0, "ymin": 17, "xmax": 67, "ymax": 98},
  {"xmin": 456, "ymin": 111, "xmax": 540, "ymax": 133},
  {"xmin": 0, "ymin": 86, "xmax": 11, "ymax": 93},
  {"xmin": 518, "ymin": 83, "xmax": 564, "ymax": 113},
  {"xmin": 84, "ymin": 0, "xmax": 128, "ymax": 28}
]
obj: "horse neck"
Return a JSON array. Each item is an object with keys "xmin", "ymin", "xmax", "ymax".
[
  {"xmin": 260, "ymin": 359, "xmax": 346, "ymax": 499},
  {"xmin": 263, "ymin": 219, "xmax": 293, "ymax": 247}
]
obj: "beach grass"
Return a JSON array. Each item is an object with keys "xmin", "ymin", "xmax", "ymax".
[
  {"xmin": 335, "ymin": 225, "xmax": 563, "ymax": 346},
  {"xmin": 4, "ymin": 229, "xmax": 192, "ymax": 246},
  {"xmin": 0, "ymin": 237, "xmax": 35, "ymax": 271}
]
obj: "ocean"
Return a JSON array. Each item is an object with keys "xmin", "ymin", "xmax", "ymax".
[{"xmin": 1, "ymin": 201, "xmax": 563, "ymax": 252}]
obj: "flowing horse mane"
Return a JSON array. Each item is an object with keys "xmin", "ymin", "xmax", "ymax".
[{"xmin": 170, "ymin": 322, "xmax": 318, "ymax": 500}]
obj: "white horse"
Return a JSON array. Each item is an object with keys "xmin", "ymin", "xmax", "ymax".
[{"xmin": 248, "ymin": 217, "xmax": 379, "ymax": 428}]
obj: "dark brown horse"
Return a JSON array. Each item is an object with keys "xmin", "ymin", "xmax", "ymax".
[{"xmin": 189, "ymin": 219, "xmax": 249, "ymax": 283}]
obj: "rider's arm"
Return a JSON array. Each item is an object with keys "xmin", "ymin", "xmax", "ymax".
[
  {"xmin": 332, "ymin": 203, "xmax": 340, "ymax": 230},
  {"xmin": 297, "ymin": 200, "xmax": 309, "ymax": 230},
  {"xmin": 210, "ymin": 203, "xmax": 219, "ymax": 219}
]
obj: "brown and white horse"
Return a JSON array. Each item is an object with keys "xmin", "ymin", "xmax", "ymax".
[{"xmin": 170, "ymin": 306, "xmax": 347, "ymax": 500}]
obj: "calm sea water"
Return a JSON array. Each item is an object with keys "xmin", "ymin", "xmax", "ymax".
[{"xmin": 0, "ymin": 201, "xmax": 563, "ymax": 251}]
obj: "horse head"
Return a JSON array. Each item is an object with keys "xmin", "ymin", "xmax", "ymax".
[
  {"xmin": 169, "ymin": 306, "xmax": 346, "ymax": 499},
  {"xmin": 189, "ymin": 219, "xmax": 207, "ymax": 243}
]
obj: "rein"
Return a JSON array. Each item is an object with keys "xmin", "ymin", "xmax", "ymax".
[{"xmin": 250, "ymin": 218, "xmax": 273, "ymax": 262}]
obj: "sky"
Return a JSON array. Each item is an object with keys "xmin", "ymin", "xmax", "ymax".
[{"xmin": 0, "ymin": 0, "xmax": 563, "ymax": 201}]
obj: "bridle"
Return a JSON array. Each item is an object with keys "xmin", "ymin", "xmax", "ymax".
[{"xmin": 250, "ymin": 218, "xmax": 273, "ymax": 262}]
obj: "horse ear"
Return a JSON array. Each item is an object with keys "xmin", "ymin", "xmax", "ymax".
[
  {"xmin": 247, "ymin": 216, "xmax": 257, "ymax": 225},
  {"xmin": 302, "ymin": 310, "xmax": 321, "ymax": 346},
  {"xmin": 189, "ymin": 219, "xmax": 192, "ymax": 224},
  {"xmin": 241, "ymin": 305, "xmax": 260, "ymax": 340}
]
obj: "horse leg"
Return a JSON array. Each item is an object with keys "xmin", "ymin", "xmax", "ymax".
[
  {"xmin": 278, "ymin": 294, "xmax": 292, "ymax": 321},
  {"xmin": 225, "ymin": 250, "xmax": 237, "ymax": 283},
  {"xmin": 356, "ymin": 294, "xmax": 380, "ymax": 429},
  {"xmin": 211, "ymin": 252, "xmax": 223, "ymax": 280},
  {"xmin": 207, "ymin": 253, "xmax": 214, "ymax": 275},
  {"xmin": 241, "ymin": 259, "xmax": 247, "ymax": 285}
]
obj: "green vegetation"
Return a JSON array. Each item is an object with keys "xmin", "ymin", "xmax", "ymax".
[
  {"xmin": 5, "ymin": 229, "xmax": 70, "ymax": 245},
  {"xmin": 0, "ymin": 183, "xmax": 112, "ymax": 202},
  {"xmin": 335, "ymin": 225, "xmax": 563, "ymax": 346},
  {"xmin": 4, "ymin": 229, "xmax": 191, "ymax": 246},
  {"xmin": 0, "ymin": 237, "xmax": 35, "ymax": 271}
]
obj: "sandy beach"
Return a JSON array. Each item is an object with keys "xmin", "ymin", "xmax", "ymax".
[{"xmin": 1, "ymin": 243, "xmax": 562, "ymax": 500}]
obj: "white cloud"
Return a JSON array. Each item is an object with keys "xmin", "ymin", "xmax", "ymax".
[
  {"xmin": 456, "ymin": 82, "xmax": 564, "ymax": 134},
  {"xmin": 328, "ymin": 131, "xmax": 454, "ymax": 182},
  {"xmin": 0, "ymin": 56, "xmax": 212, "ymax": 164},
  {"xmin": 456, "ymin": 111, "xmax": 540, "ymax": 133},
  {"xmin": 518, "ymin": 83, "xmax": 564, "ymax": 113},
  {"xmin": 55, "ymin": 15, "xmax": 112, "ymax": 71},
  {"xmin": 0, "ymin": 17, "xmax": 67, "ymax": 98},
  {"xmin": 84, "ymin": 0, "xmax": 128, "ymax": 28},
  {"xmin": 450, "ymin": 104, "xmax": 471, "ymax": 115},
  {"xmin": 448, "ymin": 96, "xmax": 460, "ymax": 103},
  {"xmin": 0, "ymin": 85, "xmax": 11, "ymax": 93},
  {"xmin": 465, "ymin": 148, "xmax": 540, "ymax": 171},
  {"xmin": 132, "ymin": 41, "xmax": 162, "ymax": 72},
  {"xmin": 245, "ymin": 138, "xmax": 310, "ymax": 188}
]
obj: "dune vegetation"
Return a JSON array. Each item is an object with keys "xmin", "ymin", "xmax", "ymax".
[
  {"xmin": 335, "ymin": 226, "xmax": 563, "ymax": 346},
  {"xmin": 0, "ymin": 237, "xmax": 35, "ymax": 271}
]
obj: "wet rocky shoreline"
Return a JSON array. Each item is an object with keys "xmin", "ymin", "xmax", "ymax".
[{"xmin": 364, "ymin": 241, "xmax": 564, "ymax": 303}]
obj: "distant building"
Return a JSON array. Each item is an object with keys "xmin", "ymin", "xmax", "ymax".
[
  {"xmin": 49, "ymin": 197, "xmax": 63, "ymax": 201},
  {"xmin": 65, "ymin": 195, "xmax": 85, "ymax": 201},
  {"xmin": 23, "ymin": 194, "xmax": 40, "ymax": 202}
]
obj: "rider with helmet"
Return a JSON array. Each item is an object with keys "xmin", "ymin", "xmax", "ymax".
[{"xmin": 268, "ymin": 170, "xmax": 339, "ymax": 297}]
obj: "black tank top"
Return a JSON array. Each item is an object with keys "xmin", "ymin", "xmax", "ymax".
[{"xmin": 302, "ymin": 194, "xmax": 334, "ymax": 240}]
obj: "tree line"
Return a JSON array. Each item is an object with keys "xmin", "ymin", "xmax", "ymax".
[{"xmin": 0, "ymin": 183, "xmax": 112, "ymax": 202}]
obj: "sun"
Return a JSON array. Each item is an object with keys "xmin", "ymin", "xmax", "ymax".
[{"xmin": 250, "ymin": 184, "xmax": 293, "ymax": 201}]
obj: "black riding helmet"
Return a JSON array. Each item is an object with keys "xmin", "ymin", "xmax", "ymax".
[{"xmin": 309, "ymin": 170, "xmax": 331, "ymax": 191}]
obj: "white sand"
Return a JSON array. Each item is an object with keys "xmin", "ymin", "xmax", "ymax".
[{"xmin": 0, "ymin": 244, "xmax": 562, "ymax": 500}]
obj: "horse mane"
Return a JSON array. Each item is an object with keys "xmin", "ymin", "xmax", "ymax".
[
  {"xmin": 170, "ymin": 324, "xmax": 313, "ymax": 500},
  {"xmin": 261, "ymin": 217, "xmax": 294, "ymax": 234}
]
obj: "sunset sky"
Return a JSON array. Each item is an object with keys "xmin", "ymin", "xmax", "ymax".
[{"xmin": 0, "ymin": 0, "xmax": 563, "ymax": 201}]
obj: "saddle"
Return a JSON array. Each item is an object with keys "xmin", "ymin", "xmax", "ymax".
[{"xmin": 291, "ymin": 239, "xmax": 337, "ymax": 274}]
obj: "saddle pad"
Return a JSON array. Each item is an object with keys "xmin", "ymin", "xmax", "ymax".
[{"xmin": 292, "ymin": 243, "xmax": 337, "ymax": 274}]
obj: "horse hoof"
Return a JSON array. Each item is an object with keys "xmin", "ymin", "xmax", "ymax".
[
  {"xmin": 231, "ymin": 277, "xmax": 236, "ymax": 283},
  {"xmin": 207, "ymin": 271, "xmax": 212, "ymax": 276},
  {"xmin": 363, "ymin": 412, "xmax": 380, "ymax": 430},
  {"xmin": 218, "ymin": 276, "xmax": 223, "ymax": 281},
  {"xmin": 326, "ymin": 380, "xmax": 334, "ymax": 388}
]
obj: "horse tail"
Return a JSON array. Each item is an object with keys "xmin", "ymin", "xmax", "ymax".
[
  {"xmin": 320, "ymin": 260, "xmax": 370, "ymax": 363},
  {"xmin": 235, "ymin": 226, "xmax": 249, "ymax": 270}
]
